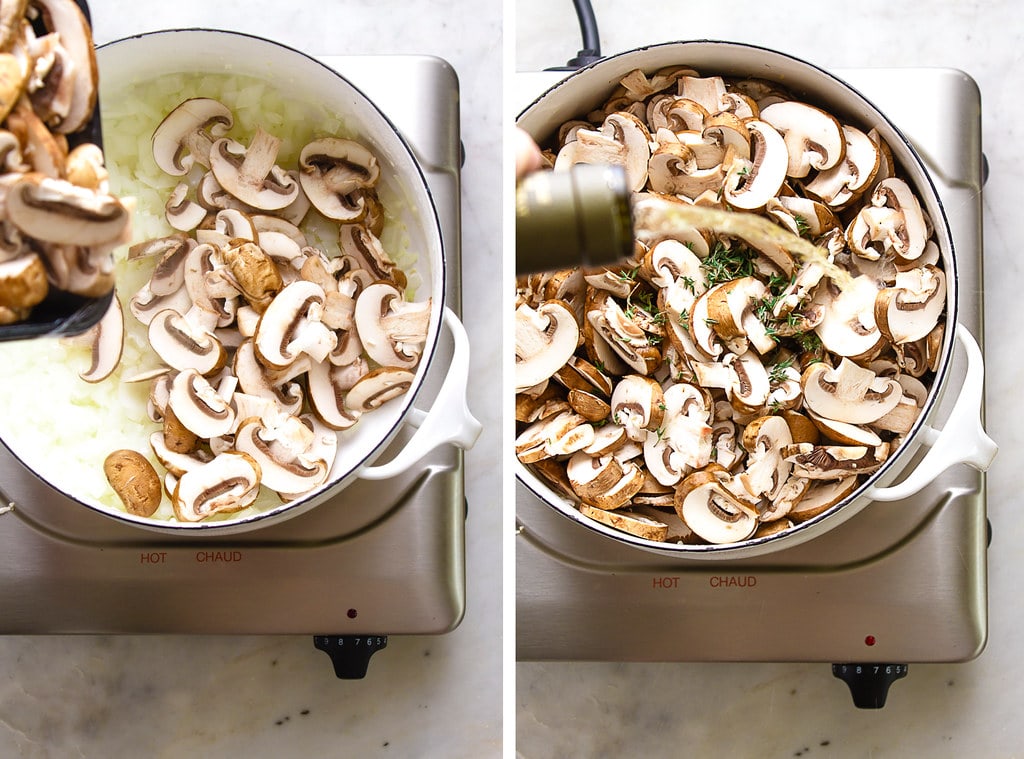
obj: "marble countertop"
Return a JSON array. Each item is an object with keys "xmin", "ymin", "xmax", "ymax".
[
  {"xmin": 0, "ymin": 2, "xmax": 502, "ymax": 758},
  {"xmin": 516, "ymin": 0, "xmax": 1023, "ymax": 757}
]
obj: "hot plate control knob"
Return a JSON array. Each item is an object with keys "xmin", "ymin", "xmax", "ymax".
[
  {"xmin": 832, "ymin": 663, "xmax": 908, "ymax": 708},
  {"xmin": 314, "ymin": 635, "xmax": 388, "ymax": 679}
]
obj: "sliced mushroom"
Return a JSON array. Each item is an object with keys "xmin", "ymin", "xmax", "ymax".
[
  {"xmin": 31, "ymin": 0, "xmax": 97, "ymax": 134},
  {"xmin": 874, "ymin": 264, "xmax": 946, "ymax": 344},
  {"xmin": 344, "ymin": 366, "xmax": 416, "ymax": 413},
  {"xmin": 515, "ymin": 299, "xmax": 580, "ymax": 392},
  {"xmin": 353, "ymin": 282, "xmax": 431, "ymax": 370},
  {"xmin": 151, "ymin": 97, "xmax": 233, "ymax": 176},
  {"xmin": 515, "ymin": 410, "xmax": 594, "ymax": 463},
  {"xmin": 579, "ymin": 503, "xmax": 669, "ymax": 541},
  {"xmin": 104, "ymin": 449, "xmax": 162, "ymax": 518},
  {"xmin": 609, "ymin": 374, "xmax": 664, "ymax": 442},
  {"xmin": 760, "ymin": 101, "xmax": 845, "ymax": 178},
  {"xmin": 298, "ymin": 137, "xmax": 380, "ymax": 220},
  {"xmin": 306, "ymin": 357, "xmax": 361, "ymax": 430},
  {"xmin": 209, "ymin": 128, "xmax": 299, "ymax": 211},
  {"xmin": 172, "ymin": 451, "xmax": 262, "ymax": 522},
  {"xmin": 801, "ymin": 358, "xmax": 903, "ymax": 425},
  {"xmin": 6, "ymin": 173, "xmax": 130, "ymax": 246},
  {"xmin": 254, "ymin": 279, "xmax": 337, "ymax": 368},
  {"xmin": 722, "ymin": 120, "xmax": 788, "ymax": 210},
  {"xmin": 233, "ymin": 414, "xmax": 329, "ymax": 496},
  {"xmin": 168, "ymin": 368, "xmax": 236, "ymax": 440},
  {"xmin": 76, "ymin": 291, "xmax": 123, "ymax": 383},
  {"xmin": 674, "ymin": 468, "xmax": 757, "ymax": 544},
  {"xmin": 803, "ymin": 124, "xmax": 880, "ymax": 208},
  {"xmin": 784, "ymin": 441, "xmax": 890, "ymax": 480},
  {"xmin": 148, "ymin": 308, "xmax": 226, "ymax": 375},
  {"xmin": 846, "ymin": 177, "xmax": 929, "ymax": 264}
]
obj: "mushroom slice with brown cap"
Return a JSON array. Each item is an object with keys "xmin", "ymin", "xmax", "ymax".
[
  {"xmin": 515, "ymin": 300, "xmax": 579, "ymax": 392},
  {"xmin": 803, "ymin": 125, "xmax": 880, "ymax": 208},
  {"xmin": 647, "ymin": 143, "xmax": 728, "ymax": 198},
  {"xmin": 722, "ymin": 120, "xmax": 788, "ymax": 210},
  {"xmin": 64, "ymin": 143, "xmax": 108, "ymax": 191},
  {"xmin": 788, "ymin": 476, "xmax": 859, "ymax": 522},
  {"xmin": 168, "ymin": 368, "xmax": 236, "ymax": 440},
  {"xmin": 674, "ymin": 468, "xmax": 757, "ymax": 544},
  {"xmin": 587, "ymin": 291, "xmax": 661, "ymax": 375},
  {"xmin": 706, "ymin": 276, "xmax": 774, "ymax": 355},
  {"xmin": 737, "ymin": 414, "xmax": 793, "ymax": 502},
  {"xmin": 642, "ymin": 237, "xmax": 706, "ymax": 293},
  {"xmin": 677, "ymin": 74, "xmax": 728, "ymax": 114},
  {"xmin": 152, "ymin": 97, "xmax": 233, "ymax": 176},
  {"xmin": 567, "ymin": 451, "xmax": 623, "ymax": 502},
  {"xmin": 209, "ymin": 128, "xmax": 299, "ymax": 211},
  {"xmin": 299, "ymin": 137, "xmax": 380, "ymax": 202},
  {"xmin": 759, "ymin": 101, "xmax": 845, "ymax": 179},
  {"xmin": 31, "ymin": 0, "xmax": 97, "ymax": 134},
  {"xmin": 338, "ymin": 224, "xmax": 405, "ymax": 288},
  {"xmin": 702, "ymin": 113, "xmax": 751, "ymax": 162},
  {"xmin": 148, "ymin": 308, "xmax": 226, "ymax": 376},
  {"xmin": 585, "ymin": 460, "xmax": 646, "ymax": 511},
  {"xmin": 567, "ymin": 387, "xmax": 611, "ymax": 422},
  {"xmin": 874, "ymin": 264, "xmax": 946, "ymax": 345},
  {"xmin": 647, "ymin": 95, "xmax": 708, "ymax": 133},
  {"xmin": 234, "ymin": 414, "xmax": 329, "ymax": 496},
  {"xmin": 811, "ymin": 274, "xmax": 885, "ymax": 359},
  {"xmin": 555, "ymin": 112, "xmax": 651, "ymax": 192},
  {"xmin": 515, "ymin": 410, "xmax": 594, "ymax": 463},
  {"xmin": 584, "ymin": 423, "xmax": 628, "ymax": 457},
  {"xmin": 727, "ymin": 350, "xmax": 771, "ymax": 414},
  {"xmin": 354, "ymin": 282, "xmax": 431, "ymax": 370},
  {"xmin": 6, "ymin": 173, "xmax": 130, "ymax": 246},
  {"xmin": 164, "ymin": 182, "xmax": 207, "ymax": 231},
  {"xmin": 172, "ymin": 451, "xmax": 262, "ymax": 523},
  {"xmin": 232, "ymin": 339, "xmax": 306, "ymax": 417},
  {"xmin": 784, "ymin": 442, "xmax": 890, "ymax": 480},
  {"xmin": 0, "ymin": 251, "xmax": 47, "ymax": 311},
  {"xmin": 847, "ymin": 177, "xmax": 929, "ymax": 264},
  {"xmin": 579, "ymin": 503, "xmax": 669, "ymax": 542},
  {"xmin": 806, "ymin": 409, "xmax": 883, "ymax": 447},
  {"xmin": 75, "ymin": 292, "xmax": 123, "ymax": 383},
  {"xmin": 344, "ymin": 366, "xmax": 416, "ymax": 414},
  {"xmin": 609, "ymin": 374, "xmax": 664, "ymax": 442},
  {"xmin": 306, "ymin": 357, "xmax": 362, "ymax": 430},
  {"xmin": 801, "ymin": 358, "xmax": 903, "ymax": 425},
  {"xmin": 221, "ymin": 238, "xmax": 283, "ymax": 313},
  {"xmin": 254, "ymin": 279, "xmax": 337, "ymax": 368},
  {"xmin": 149, "ymin": 431, "xmax": 214, "ymax": 478}
]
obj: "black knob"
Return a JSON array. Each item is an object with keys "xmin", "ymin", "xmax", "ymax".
[
  {"xmin": 314, "ymin": 635, "xmax": 388, "ymax": 679},
  {"xmin": 832, "ymin": 663, "xmax": 908, "ymax": 708}
]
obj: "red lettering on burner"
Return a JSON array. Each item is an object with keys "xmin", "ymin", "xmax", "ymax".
[
  {"xmin": 651, "ymin": 576, "xmax": 679, "ymax": 589},
  {"xmin": 709, "ymin": 575, "xmax": 757, "ymax": 589},
  {"xmin": 139, "ymin": 551, "xmax": 167, "ymax": 565},
  {"xmin": 195, "ymin": 550, "xmax": 243, "ymax": 564}
]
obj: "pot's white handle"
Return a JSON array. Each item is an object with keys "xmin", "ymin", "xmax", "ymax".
[
  {"xmin": 359, "ymin": 307, "xmax": 481, "ymax": 481},
  {"xmin": 865, "ymin": 323, "xmax": 997, "ymax": 502}
]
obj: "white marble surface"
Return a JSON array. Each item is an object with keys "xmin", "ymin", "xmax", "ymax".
[
  {"xmin": 516, "ymin": 0, "xmax": 1024, "ymax": 756},
  {"xmin": 0, "ymin": 2, "xmax": 502, "ymax": 758}
]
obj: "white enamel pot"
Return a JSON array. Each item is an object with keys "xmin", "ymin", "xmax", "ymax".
[
  {"xmin": 516, "ymin": 40, "xmax": 997, "ymax": 559},
  {"xmin": 0, "ymin": 29, "xmax": 480, "ymax": 532}
]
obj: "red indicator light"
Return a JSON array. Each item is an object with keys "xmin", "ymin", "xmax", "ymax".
[{"xmin": 864, "ymin": 635, "xmax": 876, "ymax": 646}]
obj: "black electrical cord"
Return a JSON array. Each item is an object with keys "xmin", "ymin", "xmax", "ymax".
[{"xmin": 546, "ymin": 0, "xmax": 604, "ymax": 70}]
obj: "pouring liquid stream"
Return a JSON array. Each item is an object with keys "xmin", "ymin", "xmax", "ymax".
[{"xmin": 631, "ymin": 195, "xmax": 854, "ymax": 290}]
